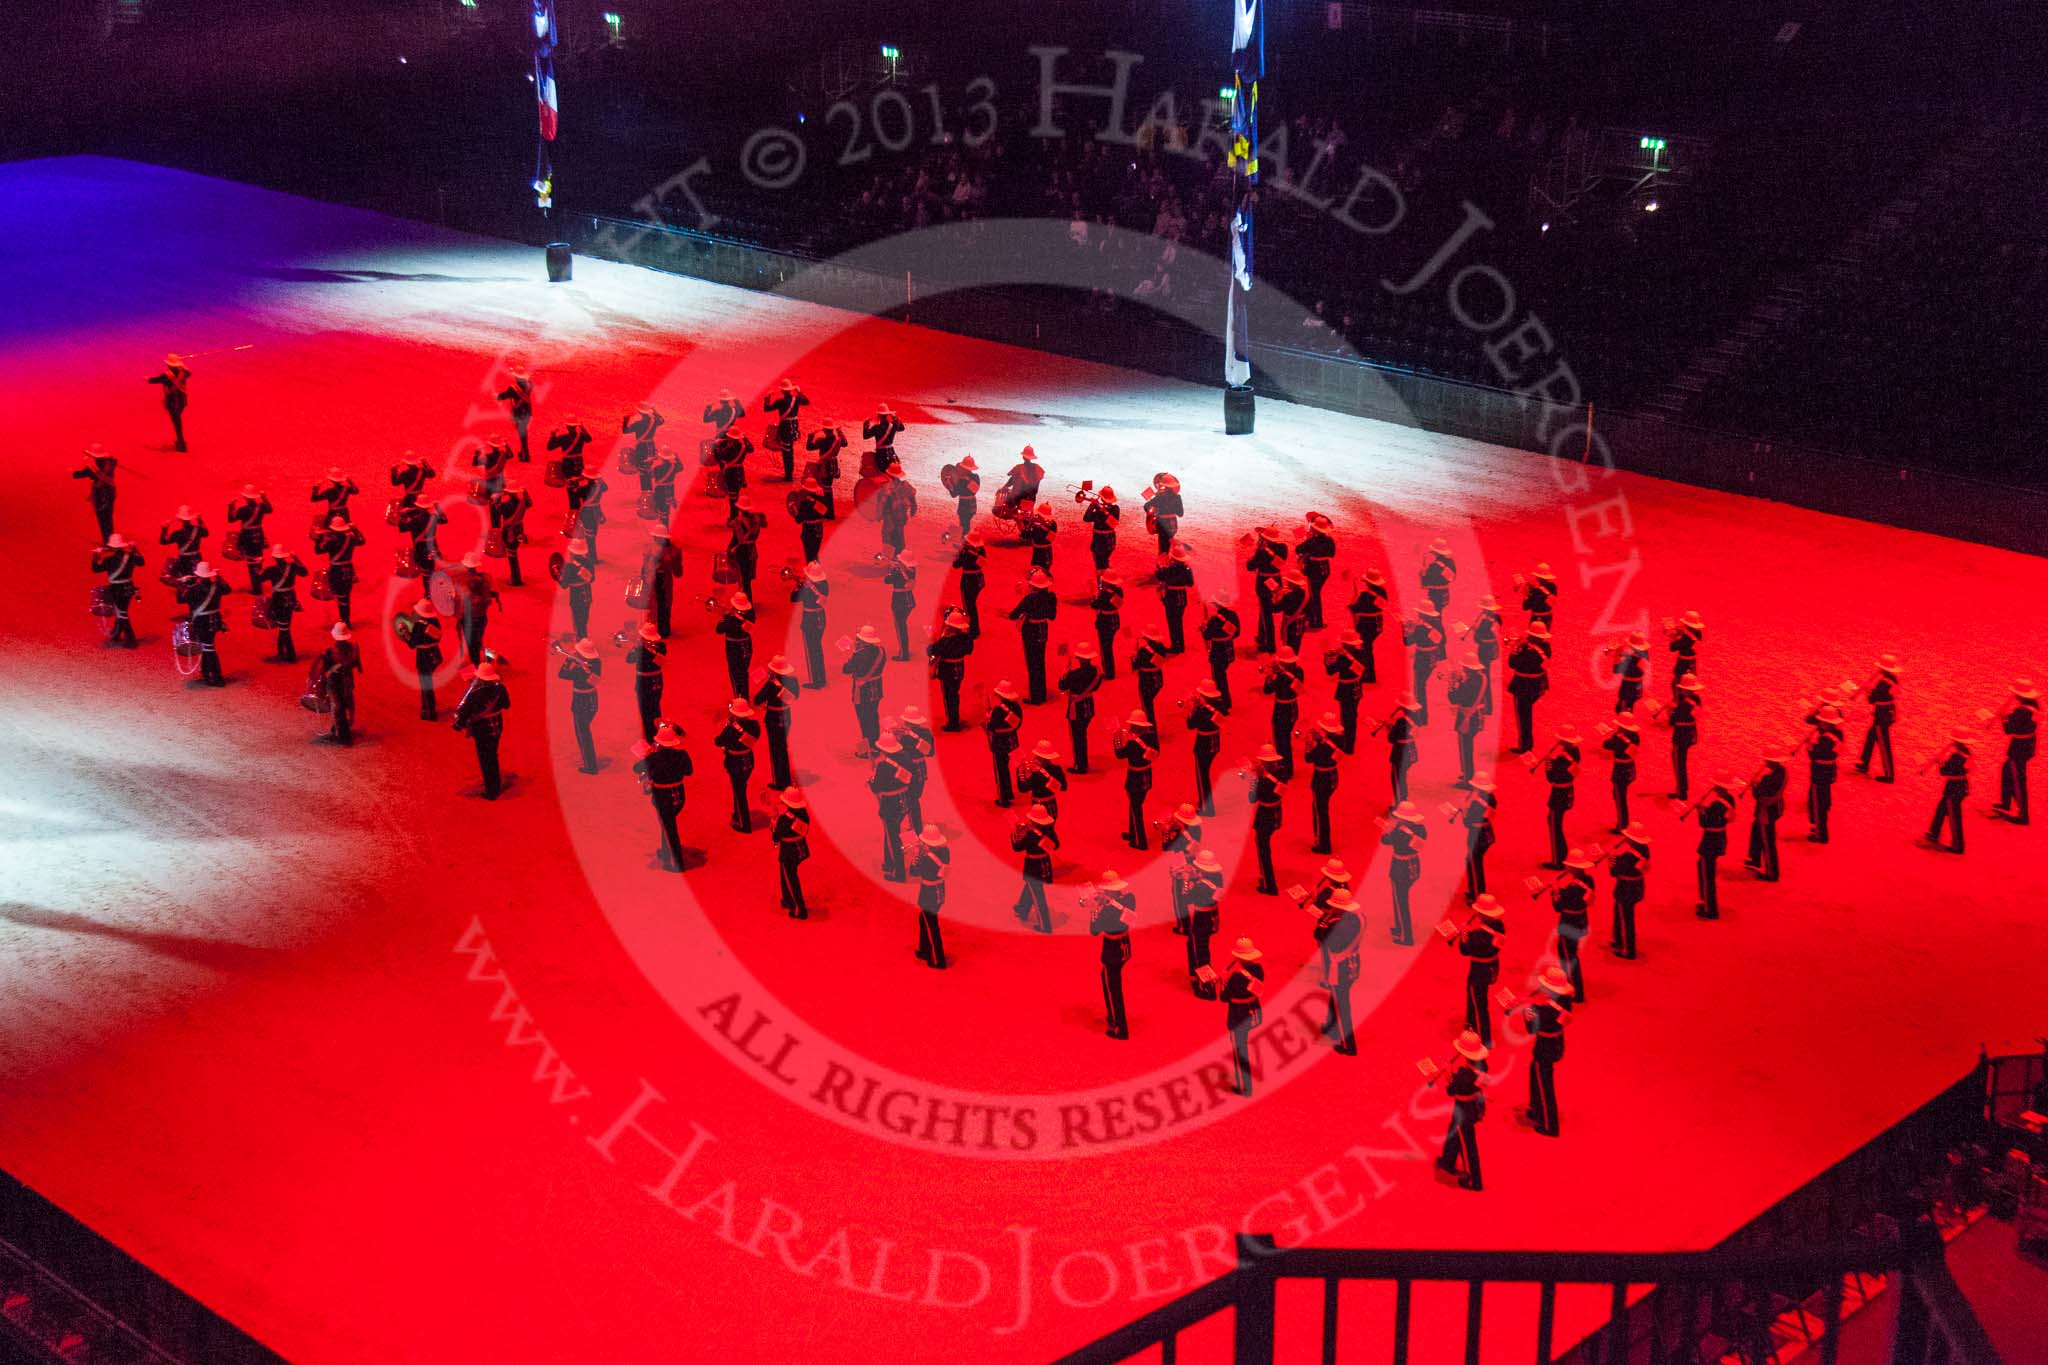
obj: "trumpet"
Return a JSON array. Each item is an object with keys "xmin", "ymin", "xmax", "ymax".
[
  {"xmin": 1415, "ymin": 1046, "xmax": 1478, "ymax": 1088},
  {"xmin": 703, "ymin": 594, "xmax": 721, "ymax": 612},
  {"xmin": 1367, "ymin": 702, "xmax": 1412, "ymax": 737},
  {"xmin": 1523, "ymin": 846, "xmax": 1609, "ymax": 899},
  {"xmin": 1520, "ymin": 739, "xmax": 1568, "ymax": 773},
  {"xmin": 1917, "ymin": 727, "xmax": 1980, "ymax": 776},
  {"xmin": 1490, "ymin": 983, "xmax": 1568, "ymax": 1017},
  {"xmin": 777, "ymin": 563, "xmax": 800, "ymax": 583},
  {"xmin": 1676, "ymin": 782, "xmax": 1744, "ymax": 822}
]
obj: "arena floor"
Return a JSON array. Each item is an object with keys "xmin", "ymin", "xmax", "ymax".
[{"xmin": 1, "ymin": 157, "xmax": 2043, "ymax": 1364}]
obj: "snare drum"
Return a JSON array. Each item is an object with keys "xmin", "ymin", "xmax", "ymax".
[
  {"xmin": 485, "ymin": 527, "xmax": 508, "ymax": 559},
  {"xmin": 89, "ymin": 585, "xmax": 116, "ymax": 617},
  {"xmin": 220, "ymin": 540, "xmax": 247, "ymax": 562},
  {"xmin": 634, "ymin": 490, "xmax": 657, "ymax": 520},
  {"xmin": 384, "ymin": 499, "xmax": 405, "ymax": 528},
  {"xmin": 624, "ymin": 578, "xmax": 650, "ymax": 610},
  {"xmin": 393, "ymin": 550, "xmax": 421, "ymax": 580},
  {"xmin": 250, "ymin": 600, "xmax": 277, "ymax": 630},
  {"xmin": 310, "ymin": 568, "xmax": 335, "ymax": 601},
  {"xmin": 428, "ymin": 569, "xmax": 459, "ymax": 617},
  {"xmin": 467, "ymin": 479, "xmax": 490, "ymax": 505},
  {"xmin": 170, "ymin": 620, "xmax": 199, "ymax": 655}
]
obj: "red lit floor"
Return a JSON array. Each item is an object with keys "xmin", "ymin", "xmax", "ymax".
[{"xmin": 0, "ymin": 158, "xmax": 2042, "ymax": 1363}]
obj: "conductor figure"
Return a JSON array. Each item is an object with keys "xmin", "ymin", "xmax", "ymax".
[{"xmin": 148, "ymin": 354, "xmax": 191, "ymax": 450}]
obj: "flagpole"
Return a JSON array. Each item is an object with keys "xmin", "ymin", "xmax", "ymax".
[{"xmin": 1223, "ymin": 0, "xmax": 1263, "ymax": 435}]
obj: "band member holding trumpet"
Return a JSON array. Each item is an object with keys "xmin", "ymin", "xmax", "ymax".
[
  {"xmin": 1080, "ymin": 484, "xmax": 1119, "ymax": 572},
  {"xmin": 775, "ymin": 789, "xmax": 813, "ymax": 919},
  {"xmin": 74, "ymin": 444, "xmax": 119, "ymax": 540},
  {"xmin": 1549, "ymin": 847, "xmax": 1598, "ymax": 1002},
  {"xmin": 643, "ymin": 525, "xmax": 682, "ymax": 639},
  {"xmin": 804, "ymin": 425, "xmax": 847, "ymax": 519},
  {"xmin": 762, "ymin": 379, "xmax": 809, "ymax": 482},
  {"xmin": 618, "ymin": 622, "xmax": 663, "ymax": 744},
  {"xmin": 843, "ymin": 624, "xmax": 887, "ymax": 757},
  {"xmin": 715, "ymin": 698, "xmax": 761, "ymax": 833},
  {"xmin": 1857, "ymin": 654, "xmax": 1902, "ymax": 782},
  {"xmin": 1920, "ymin": 729, "xmax": 1973, "ymax": 854},
  {"xmin": 1453, "ymin": 894, "xmax": 1505, "ymax": 1047},
  {"xmin": 1453, "ymin": 773, "xmax": 1497, "ymax": 904},
  {"xmin": 1188, "ymin": 680, "xmax": 1225, "ymax": 817},
  {"xmin": 883, "ymin": 549, "xmax": 917, "ymax": 661},
  {"xmin": 1156, "ymin": 541, "xmax": 1194, "ymax": 653},
  {"xmin": 1994, "ymin": 679, "xmax": 2038, "ymax": 824},
  {"xmin": 938, "ymin": 455, "xmax": 979, "ymax": 540},
  {"xmin": 314, "ymin": 465, "xmax": 360, "ymax": 522},
  {"xmin": 753, "ymin": 656, "xmax": 799, "ymax": 789},
  {"xmin": 1010, "ymin": 568, "xmax": 1058, "ymax": 704},
  {"xmin": 1448, "ymin": 652, "xmax": 1487, "ymax": 786},
  {"xmin": 1609, "ymin": 631, "xmax": 1650, "ymax": 715},
  {"xmin": 1382, "ymin": 802, "xmax": 1427, "ymax": 945},
  {"xmin": 450, "ymin": 550, "xmax": 497, "ymax": 663},
  {"xmin": 316, "ymin": 622, "xmax": 361, "ymax": 746},
  {"xmin": 910, "ymin": 825, "xmax": 948, "ymax": 963},
  {"xmin": 1420, "ymin": 538, "xmax": 1456, "ymax": 614},
  {"xmin": 789, "ymin": 476, "xmax": 829, "ymax": 564},
  {"xmin": 1602, "ymin": 715, "xmax": 1640, "ymax": 832},
  {"xmin": 257, "ymin": 542, "xmax": 308, "ymax": 663},
  {"xmin": 1219, "ymin": 938, "xmax": 1266, "ymax": 1097},
  {"xmin": 555, "ymin": 537, "xmax": 594, "ymax": 639},
  {"xmin": 92, "ymin": 533, "xmax": 144, "ymax": 647},
  {"xmin": 1433, "ymin": 1030, "xmax": 1488, "ymax": 1190},
  {"xmin": 1184, "ymin": 849, "xmax": 1225, "ymax": 998},
  {"xmin": 1142, "ymin": 475, "xmax": 1183, "ymax": 556},
  {"xmin": 1522, "ymin": 968, "xmax": 1574, "ymax": 1137},
  {"xmin": 452, "ymin": 659, "xmax": 510, "ymax": 799},
  {"xmin": 1111, "ymin": 711, "xmax": 1158, "ymax": 849},
  {"xmin": 1015, "ymin": 498, "xmax": 1055, "ymax": 576},
  {"xmin": 395, "ymin": 597, "xmax": 444, "ymax": 720},
  {"xmin": 1668, "ymin": 674, "xmax": 1703, "ymax": 798},
  {"xmin": 1304, "ymin": 714, "xmax": 1344, "ymax": 855},
  {"xmin": 1295, "ymin": 513, "xmax": 1336, "ymax": 630},
  {"xmin": 556, "ymin": 637, "xmax": 603, "ymax": 774},
  {"xmin": 985, "ymin": 679, "xmax": 1024, "ymax": 805},
  {"xmin": 795, "ymin": 561, "xmax": 830, "ymax": 688},
  {"xmin": 868, "ymin": 733, "xmax": 913, "ymax": 880},
  {"xmin": 1469, "ymin": 595, "xmax": 1502, "ymax": 715},
  {"xmin": 1313, "ymin": 887, "xmax": 1363, "ymax": 1055},
  {"xmin": 1518, "ymin": 562, "xmax": 1558, "ymax": 631},
  {"xmin": 178, "ymin": 561, "xmax": 230, "ymax": 686},
  {"xmin": 160, "ymin": 507, "xmax": 208, "ymax": 581},
  {"xmin": 1608, "ymin": 823, "xmax": 1650, "ymax": 959},
  {"xmin": 952, "ymin": 531, "xmax": 987, "ymax": 639},
  {"xmin": 1538, "ymin": 727, "xmax": 1581, "ymax": 869},
  {"xmin": 1059, "ymin": 642, "xmax": 1104, "ymax": 772},
  {"xmin": 1089, "ymin": 572, "xmax": 1123, "ymax": 679},
  {"xmin": 1017, "ymin": 738, "xmax": 1069, "ymax": 825},
  {"xmin": 1403, "ymin": 602, "xmax": 1446, "ymax": 725},
  {"xmin": 147, "ymin": 353, "xmax": 191, "ymax": 451},
  {"xmin": 894, "ymin": 709, "xmax": 935, "ymax": 831},
  {"xmin": 1011, "ymin": 805, "xmax": 1059, "ymax": 933},
  {"xmin": 1506, "ymin": 622, "xmax": 1552, "ymax": 753},
  {"xmin": 1321, "ymin": 631, "xmax": 1366, "ymax": 753},
  {"xmin": 1667, "ymin": 611, "xmax": 1705, "ymax": 701},
  {"xmin": 1379, "ymin": 693, "xmax": 1421, "ymax": 806},
  {"xmin": 1158, "ymin": 805, "xmax": 1204, "ymax": 933},
  {"xmin": 635, "ymin": 721, "xmax": 692, "ymax": 870},
  {"xmin": 1274, "ymin": 570, "xmax": 1310, "ymax": 657},
  {"xmin": 225, "ymin": 485, "xmax": 272, "ymax": 591},
  {"xmin": 716, "ymin": 592, "xmax": 755, "ymax": 699},
  {"xmin": 1245, "ymin": 527, "xmax": 1287, "ymax": 655},
  {"xmin": 1250, "ymin": 745, "xmax": 1287, "ymax": 896},
  {"xmin": 1686, "ymin": 776, "xmax": 1739, "ymax": 918},
  {"xmin": 1264, "ymin": 646, "xmax": 1305, "ymax": 781},
  {"xmin": 1202, "ymin": 596, "xmax": 1241, "ymax": 710},
  {"xmin": 565, "ymin": 466, "xmax": 608, "ymax": 561},
  {"xmin": 1745, "ymin": 749, "xmax": 1789, "ymax": 880},
  {"xmin": 1346, "ymin": 570, "xmax": 1388, "ymax": 684},
  {"xmin": 309, "ymin": 513, "xmax": 365, "ymax": 627},
  {"xmin": 1089, "ymin": 872, "xmax": 1136, "ymax": 1039},
  {"xmin": 926, "ymin": 610, "xmax": 974, "ymax": 731},
  {"xmin": 1805, "ymin": 703, "xmax": 1843, "ymax": 842}
]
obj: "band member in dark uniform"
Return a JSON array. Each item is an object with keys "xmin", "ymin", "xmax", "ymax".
[
  {"xmin": 1010, "ymin": 568, "xmax": 1057, "ymax": 704},
  {"xmin": 1805, "ymin": 703, "xmax": 1843, "ymax": 841},
  {"xmin": 1919, "ymin": 729, "xmax": 1972, "ymax": 854},
  {"xmin": 1016, "ymin": 739, "xmax": 1069, "ymax": 825},
  {"xmin": 178, "ymin": 561, "xmax": 230, "ymax": 685},
  {"xmin": 1016, "ymin": 498, "xmax": 1054, "ymax": 576},
  {"xmin": 893, "ymin": 708, "xmax": 935, "ymax": 832},
  {"xmin": 843, "ymin": 624, "xmax": 887, "ymax": 756},
  {"xmin": 497, "ymin": 365, "xmax": 535, "ymax": 460},
  {"xmin": 1745, "ymin": 749, "xmax": 1788, "ymax": 880},
  {"xmin": 1603, "ymin": 715, "xmax": 1640, "ymax": 832},
  {"xmin": 1089, "ymin": 571, "xmax": 1124, "ymax": 679},
  {"xmin": 1264, "ymin": 646, "xmax": 1305, "ymax": 781},
  {"xmin": 701, "ymin": 389, "xmax": 743, "ymax": 438},
  {"xmin": 804, "ymin": 424, "xmax": 847, "ymax": 519},
  {"xmin": 1113, "ymin": 711, "xmax": 1157, "ymax": 849},
  {"xmin": 1448, "ymin": 652, "xmax": 1487, "ymax": 785},
  {"xmin": 910, "ymin": 826, "xmax": 949, "ymax": 961},
  {"xmin": 395, "ymin": 496, "xmax": 447, "ymax": 581},
  {"xmin": 1420, "ymin": 538, "xmax": 1456, "ymax": 614},
  {"xmin": 1456, "ymin": 894, "xmax": 1505, "ymax": 1047},
  {"xmin": 452, "ymin": 551, "xmax": 498, "ymax": 664},
  {"xmin": 1011, "ymin": 805, "xmax": 1058, "ymax": 933},
  {"xmin": 1142, "ymin": 474, "xmax": 1183, "ymax": 555},
  {"xmin": 472, "ymin": 435, "xmax": 515, "ymax": 502},
  {"xmin": 312, "ymin": 513, "xmax": 366, "ymax": 626},
  {"xmin": 1690, "ymin": 777, "xmax": 1738, "ymax": 919},
  {"xmin": 1403, "ymin": 602, "xmax": 1446, "ymax": 726},
  {"xmin": 1518, "ymin": 562, "xmax": 1558, "ymax": 630},
  {"xmin": 645, "ymin": 525, "xmax": 682, "ymax": 639},
  {"xmin": 716, "ymin": 592, "xmax": 756, "ymax": 700},
  {"xmin": 1522, "ymin": 968, "xmax": 1573, "ymax": 1137},
  {"xmin": 1469, "ymin": 595, "xmax": 1502, "ymax": 714},
  {"xmin": 1188, "ymin": 680, "xmax": 1224, "ymax": 816},
  {"xmin": 1326, "ymin": 631, "xmax": 1368, "ymax": 752},
  {"xmin": 452, "ymin": 660, "xmax": 510, "ymax": 799},
  {"xmin": 1082, "ymin": 486, "xmax": 1120, "ymax": 572},
  {"xmin": 985, "ymin": 679, "xmax": 1024, "ymax": 805},
  {"xmin": 790, "ymin": 477, "xmax": 830, "ymax": 564},
  {"xmin": 775, "ymin": 789, "xmax": 813, "ymax": 919},
  {"xmin": 642, "ymin": 443, "xmax": 682, "ymax": 527},
  {"xmin": 74, "ymin": 444, "xmax": 118, "ymax": 539},
  {"xmin": 1274, "ymin": 570, "xmax": 1311, "ymax": 656},
  {"xmin": 1183, "ymin": 848, "xmax": 1224, "ymax": 998},
  {"xmin": 1435, "ymin": 1031, "xmax": 1488, "ymax": 1190},
  {"xmin": 257, "ymin": 541, "xmax": 307, "ymax": 662},
  {"xmin": 952, "ymin": 531, "xmax": 987, "ymax": 639},
  {"xmin": 93, "ymin": 533, "xmax": 144, "ymax": 646},
  {"xmin": 1245, "ymin": 526, "xmax": 1287, "ymax": 655},
  {"xmin": 551, "ymin": 536, "xmax": 592, "ymax": 638},
  {"xmin": 1091, "ymin": 872, "xmax": 1136, "ymax": 1039},
  {"xmin": 619, "ymin": 622, "xmax": 664, "ymax": 744},
  {"xmin": 1457, "ymin": 773, "xmax": 1497, "ymax": 903},
  {"xmin": 1667, "ymin": 610, "xmax": 1704, "ymax": 701},
  {"xmin": 862, "ymin": 403, "xmax": 904, "ymax": 476},
  {"xmin": 1505, "ymin": 622, "xmax": 1551, "ymax": 753},
  {"xmin": 878, "ymin": 466, "xmax": 918, "ymax": 553},
  {"xmin": 1994, "ymin": 679, "xmax": 2038, "ymax": 825},
  {"xmin": 489, "ymin": 482, "xmax": 534, "ymax": 587},
  {"xmin": 1250, "ymin": 745, "xmax": 1286, "ymax": 896},
  {"xmin": 716, "ymin": 698, "xmax": 761, "ymax": 833},
  {"xmin": 1202, "ymin": 597, "xmax": 1242, "ymax": 710},
  {"xmin": 1305, "ymin": 713, "xmax": 1343, "ymax": 855},
  {"xmin": 795, "ymin": 561, "xmax": 830, "ymax": 688},
  {"xmin": 1295, "ymin": 513, "xmax": 1336, "ymax": 630},
  {"xmin": 1610, "ymin": 631, "xmax": 1650, "ymax": 715},
  {"xmin": 148, "ymin": 353, "xmax": 191, "ymax": 450},
  {"xmin": 1607, "ymin": 822, "xmax": 1650, "ymax": 959},
  {"xmin": 1383, "ymin": 693, "xmax": 1421, "ymax": 806},
  {"xmin": 1346, "ymin": 569, "xmax": 1388, "ymax": 684},
  {"xmin": 1550, "ymin": 847, "xmax": 1595, "ymax": 1002},
  {"xmin": 546, "ymin": 416, "xmax": 592, "ymax": 484},
  {"xmin": 318, "ymin": 622, "xmax": 362, "ymax": 745},
  {"xmin": 1540, "ymin": 726, "xmax": 1581, "ymax": 869},
  {"xmin": 565, "ymin": 466, "xmax": 608, "ymax": 561},
  {"xmin": 391, "ymin": 451, "xmax": 432, "ymax": 501},
  {"xmin": 1856, "ymin": 654, "xmax": 1901, "ymax": 782},
  {"xmin": 1667, "ymin": 673, "xmax": 1703, "ymax": 798},
  {"xmin": 926, "ymin": 610, "xmax": 974, "ymax": 731},
  {"xmin": 557, "ymin": 637, "xmax": 603, "ymax": 774},
  {"xmin": 1156, "ymin": 541, "xmax": 1194, "ymax": 654},
  {"xmin": 396, "ymin": 596, "xmax": 444, "ymax": 719},
  {"xmin": 761, "ymin": 379, "xmax": 809, "ymax": 481},
  {"xmin": 635, "ymin": 721, "xmax": 692, "ymax": 870},
  {"xmin": 226, "ymin": 484, "xmax": 272, "ymax": 592},
  {"xmin": 883, "ymin": 549, "xmax": 917, "ymax": 661},
  {"xmin": 1383, "ymin": 802, "xmax": 1426, "ymax": 945},
  {"xmin": 1219, "ymin": 938, "xmax": 1266, "ymax": 1096},
  {"xmin": 726, "ymin": 494, "xmax": 766, "ymax": 601},
  {"xmin": 1060, "ymin": 642, "xmax": 1104, "ymax": 772},
  {"xmin": 160, "ymin": 506, "xmax": 207, "ymax": 579},
  {"xmin": 311, "ymin": 467, "xmax": 359, "ymax": 524},
  {"xmin": 753, "ymin": 656, "xmax": 799, "ymax": 789},
  {"xmin": 1000, "ymin": 446, "xmax": 1045, "ymax": 515},
  {"xmin": 1158, "ymin": 806, "xmax": 1204, "ymax": 935},
  {"xmin": 1313, "ymin": 887, "xmax": 1362, "ymax": 1055}
]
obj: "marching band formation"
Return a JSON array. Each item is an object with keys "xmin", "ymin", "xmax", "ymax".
[{"xmin": 74, "ymin": 356, "xmax": 2040, "ymax": 1194}]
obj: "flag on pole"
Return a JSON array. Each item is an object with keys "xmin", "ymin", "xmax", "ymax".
[
  {"xmin": 1224, "ymin": 0, "xmax": 1263, "ymax": 389},
  {"xmin": 532, "ymin": 0, "xmax": 559, "ymax": 207}
]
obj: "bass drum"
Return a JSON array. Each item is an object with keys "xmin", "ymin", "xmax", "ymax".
[
  {"xmin": 547, "ymin": 551, "xmax": 567, "ymax": 583},
  {"xmin": 170, "ymin": 619, "xmax": 202, "ymax": 675},
  {"xmin": 428, "ymin": 568, "xmax": 459, "ymax": 618},
  {"xmin": 852, "ymin": 474, "xmax": 888, "ymax": 521}
]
